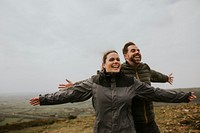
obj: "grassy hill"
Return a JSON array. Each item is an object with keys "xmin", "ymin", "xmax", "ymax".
[
  {"xmin": 1, "ymin": 103, "xmax": 199, "ymax": 133},
  {"xmin": 0, "ymin": 87, "xmax": 199, "ymax": 133}
]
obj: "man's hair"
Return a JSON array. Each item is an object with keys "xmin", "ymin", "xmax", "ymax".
[{"xmin": 122, "ymin": 42, "xmax": 136, "ymax": 54}]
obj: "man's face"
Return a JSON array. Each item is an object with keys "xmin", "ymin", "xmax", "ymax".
[{"xmin": 124, "ymin": 45, "xmax": 142, "ymax": 64}]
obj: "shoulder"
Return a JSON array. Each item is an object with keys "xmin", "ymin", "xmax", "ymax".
[
  {"xmin": 90, "ymin": 74, "xmax": 99, "ymax": 81},
  {"xmin": 121, "ymin": 62, "xmax": 133, "ymax": 71},
  {"xmin": 138, "ymin": 62, "xmax": 151, "ymax": 71},
  {"xmin": 121, "ymin": 62, "xmax": 130, "ymax": 68}
]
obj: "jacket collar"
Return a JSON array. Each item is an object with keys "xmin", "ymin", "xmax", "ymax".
[{"xmin": 100, "ymin": 69, "xmax": 122, "ymax": 80}]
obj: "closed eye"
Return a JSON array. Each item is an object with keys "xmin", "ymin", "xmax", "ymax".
[{"xmin": 109, "ymin": 58, "xmax": 120, "ymax": 61}]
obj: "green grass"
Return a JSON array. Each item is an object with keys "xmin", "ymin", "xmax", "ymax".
[
  {"xmin": 0, "ymin": 87, "xmax": 199, "ymax": 133},
  {"xmin": 1, "ymin": 104, "xmax": 199, "ymax": 133}
]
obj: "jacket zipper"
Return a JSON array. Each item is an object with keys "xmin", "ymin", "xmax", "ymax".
[
  {"xmin": 136, "ymin": 71, "xmax": 148, "ymax": 124},
  {"xmin": 111, "ymin": 77, "xmax": 116, "ymax": 131}
]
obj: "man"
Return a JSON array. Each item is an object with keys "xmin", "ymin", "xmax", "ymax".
[
  {"xmin": 121, "ymin": 42, "xmax": 173, "ymax": 133},
  {"xmin": 59, "ymin": 42, "xmax": 173, "ymax": 133}
]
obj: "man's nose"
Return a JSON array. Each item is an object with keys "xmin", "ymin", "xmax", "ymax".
[{"xmin": 135, "ymin": 50, "xmax": 139, "ymax": 53}]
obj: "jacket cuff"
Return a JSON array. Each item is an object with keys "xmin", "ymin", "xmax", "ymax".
[
  {"xmin": 39, "ymin": 95, "xmax": 46, "ymax": 105},
  {"xmin": 185, "ymin": 92, "xmax": 192, "ymax": 103}
]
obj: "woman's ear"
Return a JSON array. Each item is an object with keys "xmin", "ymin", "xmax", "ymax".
[{"xmin": 101, "ymin": 63, "xmax": 105, "ymax": 70}]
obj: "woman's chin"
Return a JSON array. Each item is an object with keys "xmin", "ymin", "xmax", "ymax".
[{"xmin": 112, "ymin": 70, "xmax": 120, "ymax": 73}]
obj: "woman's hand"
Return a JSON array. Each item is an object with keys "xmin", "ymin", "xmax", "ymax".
[
  {"xmin": 188, "ymin": 92, "xmax": 197, "ymax": 102},
  {"xmin": 58, "ymin": 79, "xmax": 73, "ymax": 90},
  {"xmin": 29, "ymin": 97, "xmax": 40, "ymax": 106}
]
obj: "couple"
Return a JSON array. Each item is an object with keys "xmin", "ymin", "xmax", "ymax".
[{"xmin": 30, "ymin": 42, "xmax": 196, "ymax": 133}]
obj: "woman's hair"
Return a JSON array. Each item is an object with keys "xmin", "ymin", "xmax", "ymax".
[
  {"xmin": 102, "ymin": 50, "xmax": 118, "ymax": 63},
  {"xmin": 101, "ymin": 50, "xmax": 118, "ymax": 71}
]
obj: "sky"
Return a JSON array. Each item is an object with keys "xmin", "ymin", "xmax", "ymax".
[{"xmin": 0, "ymin": 0, "xmax": 199, "ymax": 95}]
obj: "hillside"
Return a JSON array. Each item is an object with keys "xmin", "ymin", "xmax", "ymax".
[
  {"xmin": 1, "ymin": 104, "xmax": 199, "ymax": 133},
  {"xmin": 0, "ymin": 87, "xmax": 199, "ymax": 133}
]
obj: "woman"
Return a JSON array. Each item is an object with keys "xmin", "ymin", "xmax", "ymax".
[{"xmin": 30, "ymin": 50, "xmax": 196, "ymax": 133}]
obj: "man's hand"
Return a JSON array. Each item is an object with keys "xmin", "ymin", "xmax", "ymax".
[
  {"xmin": 58, "ymin": 79, "xmax": 73, "ymax": 90},
  {"xmin": 168, "ymin": 73, "xmax": 174, "ymax": 85}
]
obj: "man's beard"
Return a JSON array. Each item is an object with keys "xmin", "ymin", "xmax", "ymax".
[{"xmin": 130, "ymin": 55, "xmax": 141, "ymax": 64}]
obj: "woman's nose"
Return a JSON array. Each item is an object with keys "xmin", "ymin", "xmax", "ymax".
[{"xmin": 114, "ymin": 59, "xmax": 120, "ymax": 63}]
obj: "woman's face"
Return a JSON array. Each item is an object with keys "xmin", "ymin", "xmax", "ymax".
[{"xmin": 102, "ymin": 52, "xmax": 121, "ymax": 72}]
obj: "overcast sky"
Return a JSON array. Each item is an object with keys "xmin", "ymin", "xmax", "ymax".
[{"xmin": 0, "ymin": 0, "xmax": 199, "ymax": 95}]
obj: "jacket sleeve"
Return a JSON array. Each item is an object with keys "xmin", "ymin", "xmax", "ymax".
[
  {"xmin": 39, "ymin": 78, "xmax": 93, "ymax": 105},
  {"xmin": 142, "ymin": 63, "xmax": 168, "ymax": 83},
  {"xmin": 133, "ymin": 78, "xmax": 191, "ymax": 103},
  {"xmin": 73, "ymin": 71, "xmax": 100, "ymax": 86},
  {"xmin": 73, "ymin": 79, "xmax": 89, "ymax": 86},
  {"xmin": 150, "ymin": 69, "xmax": 168, "ymax": 83}
]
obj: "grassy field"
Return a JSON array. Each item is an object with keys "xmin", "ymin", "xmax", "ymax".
[{"xmin": 0, "ymin": 87, "xmax": 199, "ymax": 133}]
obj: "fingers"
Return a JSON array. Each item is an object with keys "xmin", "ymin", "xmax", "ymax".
[
  {"xmin": 168, "ymin": 73, "xmax": 174, "ymax": 85},
  {"xmin": 188, "ymin": 96, "xmax": 194, "ymax": 101},
  {"xmin": 58, "ymin": 84, "xmax": 73, "ymax": 89},
  {"xmin": 169, "ymin": 73, "xmax": 173, "ymax": 77},
  {"xmin": 191, "ymin": 92, "xmax": 197, "ymax": 99},
  {"xmin": 66, "ymin": 79, "xmax": 73, "ymax": 84},
  {"xmin": 188, "ymin": 92, "xmax": 197, "ymax": 102},
  {"xmin": 58, "ymin": 79, "xmax": 74, "ymax": 90},
  {"xmin": 29, "ymin": 97, "xmax": 40, "ymax": 106},
  {"xmin": 58, "ymin": 84, "xmax": 67, "ymax": 88}
]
